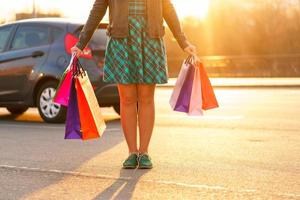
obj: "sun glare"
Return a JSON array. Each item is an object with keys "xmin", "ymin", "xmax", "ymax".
[
  {"xmin": 173, "ymin": 0, "xmax": 210, "ymax": 20},
  {"xmin": 0, "ymin": 0, "xmax": 210, "ymax": 22},
  {"xmin": 65, "ymin": 0, "xmax": 211, "ymax": 20}
]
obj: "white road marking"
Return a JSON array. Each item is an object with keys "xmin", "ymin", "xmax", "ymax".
[{"xmin": 0, "ymin": 164, "xmax": 299, "ymax": 198}]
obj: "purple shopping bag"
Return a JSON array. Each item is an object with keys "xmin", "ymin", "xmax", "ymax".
[
  {"xmin": 65, "ymin": 78, "xmax": 82, "ymax": 139},
  {"xmin": 174, "ymin": 63, "xmax": 195, "ymax": 113}
]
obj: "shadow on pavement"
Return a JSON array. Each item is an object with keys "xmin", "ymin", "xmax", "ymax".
[
  {"xmin": 0, "ymin": 108, "xmax": 127, "ymax": 199},
  {"xmin": 0, "ymin": 114, "xmax": 45, "ymax": 124},
  {"xmin": 93, "ymin": 169, "xmax": 150, "ymax": 200},
  {"xmin": 0, "ymin": 107, "xmax": 120, "ymax": 125}
]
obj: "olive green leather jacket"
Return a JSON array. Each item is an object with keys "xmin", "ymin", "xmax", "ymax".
[{"xmin": 76, "ymin": 0, "xmax": 189, "ymax": 51}]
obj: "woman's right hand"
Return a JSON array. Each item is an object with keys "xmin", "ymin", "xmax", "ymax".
[{"xmin": 71, "ymin": 46, "xmax": 83, "ymax": 58}]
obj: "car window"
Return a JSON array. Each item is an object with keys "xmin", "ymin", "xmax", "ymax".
[
  {"xmin": 0, "ymin": 26, "xmax": 12, "ymax": 52},
  {"xmin": 52, "ymin": 27, "xmax": 64, "ymax": 42},
  {"xmin": 75, "ymin": 28, "xmax": 107, "ymax": 49},
  {"xmin": 90, "ymin": 29, "xmax": 107, "ymax": 49},
  {"xmin": 11, "ymin": 25, "xmax": 49, "ymax": 50}
]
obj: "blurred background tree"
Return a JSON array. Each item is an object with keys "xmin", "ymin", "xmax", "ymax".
[
  {"xmin": 165, "ymin": 0, "xmax": 300, "ymax": 77},
  {"xmin": 165, "ymin": 0, "xmax": 300, "ymax": 56}
]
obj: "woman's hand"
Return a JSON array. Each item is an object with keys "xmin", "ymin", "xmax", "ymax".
[
  {"xmin": 184, "ymin": 43, "xmax": 201, "ymax": 62},
  {"xmin": 184, "ymin": 43, "xmax": 197, "ymax": 55},
  {"xmin": 71, "ymin": 46, "xmax": 83, "ymax": 57}
]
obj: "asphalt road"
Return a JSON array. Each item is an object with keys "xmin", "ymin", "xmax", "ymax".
[{"xmin": 0, "ymin": 88, "xmax": 299, "ymax": 200}]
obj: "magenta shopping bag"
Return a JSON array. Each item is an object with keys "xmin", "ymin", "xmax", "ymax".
[
  {"xmin": 174, "ymin": 63, "xmax": 195, "ymax": 113},
  {"xmin": 53, "ymin": 69, "xmax": 72, "ymax": 106},
  {"xmin": 65, "ymin": 78, "xmax": 82, "ymax": 139},
  {"xmin": 53, "ymin": 55, "xmax": 76, "ymax": 106}
]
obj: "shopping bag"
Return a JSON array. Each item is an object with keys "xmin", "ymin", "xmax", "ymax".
[
  {"xmin": 170, "ymin": 55, "xmax": 218, "ymax": 115},
  {"xmin": 198, "ymin": 62, "xmax": 219, "ymax": 110},
  {"xmin": 53, "ymin": 55, "xmax": 76, "ymax": 106},
  {"xmin": 75, "ymin": 68, "xmax": 106, "ymax": 140},
  {"xmin": 169, "ymin": 60, "xmax": 191, "ymax": 109},
  {"xmin": 188, "ymin": 65, "xmax": 204, "ymax": 115},
  {"xmin": 64, "ymin": 78, "xmax": 82, "ymax": 139},
  {"xmin": 174, "ymin": 63, "xmax": 195, "ymax": 113}
]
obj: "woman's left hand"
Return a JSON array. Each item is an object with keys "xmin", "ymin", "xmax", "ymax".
[{"xmin": 184, "ymin": 43, "xmax": 201, "ymax": 62}]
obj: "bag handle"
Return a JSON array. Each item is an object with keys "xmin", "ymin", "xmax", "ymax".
[
  {"xmin": 72, "ymin": 56, "xmax": 86, "ymax": 78},
  {"xmin": 185, "ymin": 55, "xmax": 197, "ymax": 65},
  {"xmin": 76, "ymin": 58, "xmax": 87, "ymax": 77},
  {"xmin": 184, "ymin": 55, "xmax": 202, "ymax": 67}
]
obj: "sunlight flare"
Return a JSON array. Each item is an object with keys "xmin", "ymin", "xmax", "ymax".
[
  {"xmin": 0, "ymin": 0, "xmax": 210, "ymax": 22},
  {"xmin": 173, "ymin": 0, "xmax": 210, "ymax": 20}
]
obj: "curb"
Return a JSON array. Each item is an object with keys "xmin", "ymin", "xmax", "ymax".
[
  {"xmin": 157, "ymin": 78, "xmax": 300, "ymax": 89},
  {"xmin": 157, "ymin": 85, "xmax": 300, "ymax": 89}
]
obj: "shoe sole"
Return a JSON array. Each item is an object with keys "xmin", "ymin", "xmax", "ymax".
[
  {"xmin": 138, "ymin": 165, "xmax": 153, "ymax": 169},
  {"xmin": 122, "ymin": 166, "xmax": 137, "ymax": 169}
]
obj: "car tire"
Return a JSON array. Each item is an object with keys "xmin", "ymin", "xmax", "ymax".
[
  {"xmin": 6, "ymin": 107, "xmax": 28, "ymax": 115},
  {"xmin": 113, "ymin": 103, "xmax": 121, "ymax": 115},
  {"xmin": 37, "ymin": 80, "xmax": 66, "ymax": 123}
]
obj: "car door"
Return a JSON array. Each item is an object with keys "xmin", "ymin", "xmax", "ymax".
[
  {"xmin": 0, "ymin": 23, "xmax": 50, "ymax": 102},
  {"xmin": 0, "ymin": 25, "xmax": 15, "ymax": 100}
]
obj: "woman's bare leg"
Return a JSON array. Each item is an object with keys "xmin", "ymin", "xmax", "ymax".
[
  {"xmin": 118, "ymin": 84, "xmax": 138, "ymax": 153},
  {"xmin": 137, "ymin": 84, "xmax": 156, "ymax": 153}
]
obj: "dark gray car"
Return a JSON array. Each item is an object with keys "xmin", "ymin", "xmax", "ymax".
[{"xmin": 0, "ymin": 18, "xmax": 120, "ymax": 123}]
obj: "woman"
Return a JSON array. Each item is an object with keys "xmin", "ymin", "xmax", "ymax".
[{"xmin": 71, "ymin": 0, "xmax": 197, "ymax": 169}]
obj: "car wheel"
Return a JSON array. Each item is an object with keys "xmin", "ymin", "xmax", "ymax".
[
  {"xmin": 6, "ymin": 107, "xmax": 28, "ymax": 115},
  {"xmin": 37, "ymin": 81, "xmax": 66, "ymax": 123},
  {"xmin": 113, "ymin": 103, "xmax": 121, "ymax": 115}
]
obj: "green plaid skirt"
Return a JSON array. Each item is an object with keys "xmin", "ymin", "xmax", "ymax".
[{"xmin": 103, "ymin": 0, "xmax": 168, "ymax": 84}]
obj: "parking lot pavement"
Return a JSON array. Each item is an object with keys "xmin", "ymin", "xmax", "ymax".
[{"xmin": 0, "ymin": 88, "xmax": 299, "ymax": 200}]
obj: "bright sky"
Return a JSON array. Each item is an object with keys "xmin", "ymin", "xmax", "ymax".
[{"xmin": 0, "ymin": 0, "xmax": 210, "ymax": 22}]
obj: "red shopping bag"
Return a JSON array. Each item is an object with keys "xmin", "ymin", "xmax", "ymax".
[{"xmin": 198, "ymin": 62, "xmax": 219, "ymax": 110}]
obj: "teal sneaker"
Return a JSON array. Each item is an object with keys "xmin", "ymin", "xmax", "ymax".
[
  {"xmin": 138, "ymin": 153, "xmax": 153, "ymax": 169},
  {"xmin": 122, "ymin": 153, "xmax": 139, "ymax": 169}
]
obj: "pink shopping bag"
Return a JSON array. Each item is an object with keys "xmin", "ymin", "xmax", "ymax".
[
  {"xmin": 169, "ymin": 59, "xmax": 192, "ymax": 109},
  {"xmin": 188, "ymin": 65, "xmax": 204, "ymax": 116}
]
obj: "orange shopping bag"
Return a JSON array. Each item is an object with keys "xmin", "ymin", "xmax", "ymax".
[
  {"xmin": 75, "ymin": 71, "xmax": 106, "ymax": 140},
  {"xmin": 198, "ymin": 62, "xmax": 219, "ymax": 110}
]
